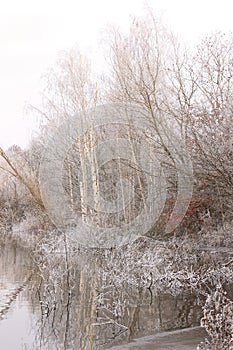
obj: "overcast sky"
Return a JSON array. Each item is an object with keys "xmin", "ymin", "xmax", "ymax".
[{"xmin": 1, "ymin": 0, "xmax": 233, "ymax": 149}]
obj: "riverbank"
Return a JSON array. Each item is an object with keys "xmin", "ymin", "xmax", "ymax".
[{"xmin": 108, "ymin": 327, "xmax": 207, "ymax": 349}]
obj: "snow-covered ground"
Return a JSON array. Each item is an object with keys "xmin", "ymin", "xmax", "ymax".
[{"xmin": 108, "ymin": 327, "xmax": 207, "ymax": 350}]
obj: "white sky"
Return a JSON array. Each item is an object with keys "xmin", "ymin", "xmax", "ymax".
[{"xmin": 0, "ymin": 0, "xmax": 233, "ymax": 150}]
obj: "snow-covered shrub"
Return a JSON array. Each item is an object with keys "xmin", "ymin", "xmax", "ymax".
[{"xmin": 197, "ymin": 286, "xmax": 233, "ymax": 349}]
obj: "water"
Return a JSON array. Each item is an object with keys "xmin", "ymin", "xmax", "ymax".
[
  {"xmin": 0, "ymin": 242, "xmax": 40, "ymax": 350},
  {"xmin": 0, "ymin": 240, "xmax": 206, "ymax": 350}
]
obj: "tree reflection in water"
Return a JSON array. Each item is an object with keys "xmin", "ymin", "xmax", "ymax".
[{"xmin": 0, "ymin": 236, "xmax": 232, "ymax": 349}]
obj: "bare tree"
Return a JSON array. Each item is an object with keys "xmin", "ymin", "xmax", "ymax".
[
  {"xmin": 102, "ymin": 15, "xmax": 196, "ymax": 236},
  {"xmin": 105, "ymin": 17, "xmax": 233, "ymax": 229},
  {"xmin": 171, "ymin": 32, "xmax": 233, "ymax": 223},
  {"xmin": 0, "ymin": 146, "xmax": 44, "ymax": 209},
  {"xmin": 32, "ymin": 47, "xmax": 99, "ymax": 128}
]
